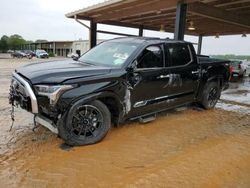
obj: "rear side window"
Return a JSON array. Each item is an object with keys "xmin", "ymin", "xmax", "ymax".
[{"xmin": 165, "ymin": 44, "xmax": 191, "ymax": 67}]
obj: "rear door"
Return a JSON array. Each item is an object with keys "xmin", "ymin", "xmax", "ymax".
[{"xmin": 163, "ymin": 43, "xmax": 199, "ymax": 106}]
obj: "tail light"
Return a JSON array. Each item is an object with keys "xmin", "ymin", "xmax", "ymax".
[
  {"xmin": 229, "ymin": 66, "xmax": 233, "ymax": 81},
  {"xmin": 229, "ymin": 66, "xmax": 233, "ymax": 73}
]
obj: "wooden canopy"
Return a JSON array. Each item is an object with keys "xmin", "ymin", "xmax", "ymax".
[{"xmin": 66, "ymin": 0, "xmax": 250, "ymax": 36}]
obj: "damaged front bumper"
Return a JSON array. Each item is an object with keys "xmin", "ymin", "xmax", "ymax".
[
  {"xmin": 10, "ymin": 72, "xmax": 38, "ymax": 113},
  {"xmin": 35, "ymin": 115, "xmax": 58, "ymax": 134},
  {"xmin": 9, "ymin": 72, "xmax": 59, "ymax": 134}
]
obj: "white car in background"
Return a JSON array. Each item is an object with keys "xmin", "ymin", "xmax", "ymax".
[
  {"xmin": 243, "ymin": 61, "xmax": 250, "ymax": 77},
  {"xmin": 35, "ymin": 50, "xmax": 49, "ymax": 58},
  {"xmin": 230, "ymin": 60, "xmax": 248, "ymax": 77}
]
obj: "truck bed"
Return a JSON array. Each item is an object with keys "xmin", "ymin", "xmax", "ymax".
[{"xmin": 198, "ymin": 55, "xmax": 230, "ymax": 66}]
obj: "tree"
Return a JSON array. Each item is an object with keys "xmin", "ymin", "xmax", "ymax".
[
  {"xmin": 35, "ymin": 39, "xmax": 48, "ymax": 43},
  {"xmin": 7, "ymin": 34, "xmax": 26, "ymax": 50},
  {"xmin": 211, "ymin": 54, "xmax": 250, "ymax": 61},
  {"xmin": 26, "ymin": 40, "xmax": 34, "ymax": 44},
  {"xmin": 0, "ymin": 35, "xmax": 9, "ymax": 52}
]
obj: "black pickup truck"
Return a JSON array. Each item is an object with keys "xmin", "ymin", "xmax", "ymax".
[{"xmin": 9, "ymin": 37, "xmax": 230, "ymax": 146}]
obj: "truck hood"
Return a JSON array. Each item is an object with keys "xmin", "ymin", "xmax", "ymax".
[{"xmin": 16, "ymin": 59, "xmax": 112, "ymax": 84}]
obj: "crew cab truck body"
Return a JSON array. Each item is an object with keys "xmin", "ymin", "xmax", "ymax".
[{"xmin": 9, "ymin": 37, "xmax": 230, "ymax": 146}]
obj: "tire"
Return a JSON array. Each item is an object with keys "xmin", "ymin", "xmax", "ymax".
[
  {"xmin": 58, "ymin": 100, "xmax": 111, "ymax": 146},
  {"xmin": 200, "ymin": 82, "xmax": 221, "ymax": 109}
]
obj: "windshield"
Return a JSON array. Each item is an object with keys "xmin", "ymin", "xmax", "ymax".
[
  {"xmin": 78, "ymin": 41, "xmax": 140, "ymax": 67},
  {"xmin": 231, "ymin": 61, "xmax": 242, "ymax": 66}
]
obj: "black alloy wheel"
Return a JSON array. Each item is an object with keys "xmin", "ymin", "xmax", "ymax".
[
  {"xmin": 200, "ymin": 82, "xmax": 221, "ymax": 109},
  {"xmin": 58, "ymin": 100, "xmax": 111, "ymax": 146},
  {"xmin": 70, "ymin": 105, "xmax": 103, "ymax": 139},
  {"xmin": 207, "ymin": 87, "xmax": 219, "ymax": 108}
]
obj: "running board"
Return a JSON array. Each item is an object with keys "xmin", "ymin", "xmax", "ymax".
[{"xmin": 139, "ymin": 114, "xmax": 156, "ymax": 123}]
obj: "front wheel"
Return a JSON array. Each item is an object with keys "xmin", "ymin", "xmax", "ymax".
[
  {"xmin": 200, "ymin": 82, "xmax": 221, "ymax": 109},
  {"xmin": 58, "ymin": 100, "xmax": 111, "ymax": 146}
]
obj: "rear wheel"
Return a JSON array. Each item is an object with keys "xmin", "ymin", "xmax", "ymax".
[
  {"xmin": 200, "ymin": 82, "xmax": 221, "ymax": 109},
  {"xmin": 58, "ymin": 100, "xmax": 111, "ymax": 146}
]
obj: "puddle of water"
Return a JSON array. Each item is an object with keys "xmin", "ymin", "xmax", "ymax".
[{"xmin": 216, "ymin": 101, "xmax": 250, "ymax": 114}]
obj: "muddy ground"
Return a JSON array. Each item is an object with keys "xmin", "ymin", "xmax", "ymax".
[{"xmin": 0, "ymin": 56, "xmax": 250, "ymax": 187}]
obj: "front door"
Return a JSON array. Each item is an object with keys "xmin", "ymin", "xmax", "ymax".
[{"xmin": 127, "ymin": 45, "xmax": 170, "ymax": 118}]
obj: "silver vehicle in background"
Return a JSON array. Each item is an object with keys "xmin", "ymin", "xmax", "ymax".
[
  {"xmin": 243, "ymin": 61, "xmax": 250, "ymax": 77},
  {"xmin": 230, "ymin": 60, "xmax": 248, "ymax": 77},
  {"xmin": 35, "ymin": 49, "xmax": 49, "ymax": 58}
]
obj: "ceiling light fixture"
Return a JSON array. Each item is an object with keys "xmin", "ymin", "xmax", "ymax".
[
  {"xmin": 188, "ymin": 21, "xmax": 196, "ymax": 31},
  {"xmin": 160, "ymin": 24, "xmax": 165, "ymax": 32},
  {"xmin": 156, "ymin": 10, "xmax": 162, "ymax": 14},
  {"xmin": 242, "ymin": 32, "xmax": 247, "ymax": 37}
]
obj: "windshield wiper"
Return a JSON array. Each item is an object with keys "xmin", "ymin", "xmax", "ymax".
[{"xmin": 77, "ymin": 60, "xmax": 96, "ymax": 66}]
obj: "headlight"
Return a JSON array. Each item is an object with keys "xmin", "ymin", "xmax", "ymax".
[{"xmin": 34, "ymin": 85, "xmax": 73, "ymax": 105}]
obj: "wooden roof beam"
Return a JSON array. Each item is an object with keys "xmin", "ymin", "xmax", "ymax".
[
  {"xmin": 209, "ymin": 0, "xmax": 250, "ymax": 7},
  {"xmin": 120, "ymin": 11, "xmax": 176, "ymax": 22},
  {"xmin": 98, "ymin": 20, "xmax": 159, "ymax": 31},
  {"xmin": 188, "ymin": 2, "xmax": 250, "ymax": 29},
  {"xmin": 86, "ymin": 0, "xmax": 154, "ymax": 16},
  {"xmin": 227, "ymin": 5, "xmax": 250, "ymax": 11},
  {"xmin": 95, "ymin": 0, "xmax": 196, "ymax": 22}
]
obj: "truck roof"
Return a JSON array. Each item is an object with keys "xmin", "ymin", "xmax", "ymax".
[{"xmin": 106, "ymin": 37, "xmax": 191, "ymax": 45}]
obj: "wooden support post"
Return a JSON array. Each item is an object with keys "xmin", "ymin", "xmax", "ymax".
[
  {"xmin": 90, "ymin": 20, "xmax": 97, "ymax": 48},
  {"xmin": 197, "ymin": 35, "xmax": 203, "ymax": 55},
  {"xmin": 174, "ymin": 1, "xmax": 187, "ymax": 40},
  {"xmin": 139, "ymin": 25, "xmax": 144, "ymax": 37}
]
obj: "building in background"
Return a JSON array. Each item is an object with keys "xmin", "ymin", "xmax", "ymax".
[{"xmin": 21, "ymin": 40, "xmax": 104, "ymax": 57}]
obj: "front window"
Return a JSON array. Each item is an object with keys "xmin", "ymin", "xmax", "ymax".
[
  {"xmin": 137, "ymin": 45, "xmax": 164, "ymax": 69},
  {"xmin": 78, "ymin": 41, "xmax": 140, "ymax": 67}
]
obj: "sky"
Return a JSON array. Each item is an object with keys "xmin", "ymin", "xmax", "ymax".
[{"xmin": 0, "ymin": 0, "xmax": 249, "ymax": 55}]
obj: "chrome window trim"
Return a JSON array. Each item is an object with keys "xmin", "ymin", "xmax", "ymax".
[
  {"xmin": 12, "ymin": 72, "xmax": 38, "ymax": 114},
  {"xmin": 133, "ymin": 94, "xmax": 169, "ymax": 108},
  {"xmin": 135, "ymin": 67, "xmax": 164, "ymax": 71}
]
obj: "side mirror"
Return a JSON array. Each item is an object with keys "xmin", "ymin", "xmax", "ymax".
[
  {"xmin": 126, "ymin": 59, "xmax": 138, "ymax": 72},
  {"xmin": 72, "ymin": 56, "xmax": 79, "ymax": 61},
  {"xmin": 126, "ymin": 66, "xmax": 134, "ymax": 73}
]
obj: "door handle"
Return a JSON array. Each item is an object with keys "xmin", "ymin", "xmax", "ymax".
[
  {"xmin": 192, "ymin": 70, "xmax": 199, "ymax": 74},
  {"xmin": 158, "ymin": 74, "xmax": 170, "ymax": 79}
]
